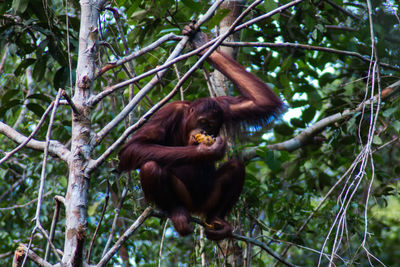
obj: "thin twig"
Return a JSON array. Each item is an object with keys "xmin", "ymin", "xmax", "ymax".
[
  {"xmin": 87, "ymin": 181, "xmax": 110, "ymax": 264},
  {"xmin": 44, "ymin": 197, "xmax": 62, "ymax": 261},
  {"xmin": 0, "ymin": 103, "xmax": 54, "ymax": 164},
  {"xmin": 233, "ymin": 233, "xmax": 300, "ymax": 267},
  {"xmin": 102, "ymin": 179, "xmax": 129, "ymax": 257},
  {"xmin": 96, "ymin": 32, "xmax": 181, "ymax": 78},
  {"xmin": 0, "ymin": 176, "xmax": 24, "ymax": 202},
  {"xmin": 34, "ymin": 89, "xmax": 62, "ymax": 224},
  {"xmin": 221, "ymin": 41, "xmax": 400, "ymax": 71},
  {"xmin": 325, "ymin": 0, "xmax": 361, "ymax": 21},
  {"xmin": 96, "ymin": 207, "xmax": 153, "ymax": 267},
  {"xmin": 0, "ymin": 191, "xmax": 52, "ymax": 211},
  {"xmin": 61, "ymin": 89, "xmax": 80, "ymax": 114},
  {"xmin": 151, "ymin": 210, "xmax": 299, "ymax": 267},
  {"xmin": 158, "ymin": 219, "xmax": 169, "ymax": 267}
]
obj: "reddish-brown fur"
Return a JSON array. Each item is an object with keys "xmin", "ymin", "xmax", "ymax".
[{"xmin": 119, "ymin": 29, "xmax": 284, "ymax": 240}]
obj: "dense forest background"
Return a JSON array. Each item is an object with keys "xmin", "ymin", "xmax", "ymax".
[{"xmin": 1, "ymin": 0, "xmax": 399, "ymax": 266}]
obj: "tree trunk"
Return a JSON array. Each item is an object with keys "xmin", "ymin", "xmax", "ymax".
[
  {"xmin": 209, "ymin": 0, "xmax": 246, "ymax": 266},
  {"xmin": 62, "ymin": 0, "xmax": 105, "ymax": 265},
  {"xmin": 211, "ymin": 0, "xmax": 245, "ymax": 96}
]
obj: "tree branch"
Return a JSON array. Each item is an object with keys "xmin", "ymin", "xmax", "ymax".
[
  {"xmin": 222, "ymin": 41, "xmax": 400, "ymax": 71},
  {"xmin": 242, "ymin": 79, "xmax": 400, "ymax": 159},
  {"xmin": 96, "ymin": 207, "xmax": 153, "ymax": 267},
  {"xmin": 96, "ymin": 32, "xmax": 181, "ymax": 77},
  {"xmin": 13, "ymin": 244, "xmax": 58, "ymax": 267},
  {"xmin": 232, "ymin": 234, "xmax": 300, "ymax": 267},
  {"xmin": 0, "ymin": 122, "xmax": 71, "ymax": 163},
  {"xmin": 151, "ymin": 210, "xmax": 299, "ymax": 267},
  {"xmin": 0, "ymin": 191, "xmax": 52, "ymax": 212}
]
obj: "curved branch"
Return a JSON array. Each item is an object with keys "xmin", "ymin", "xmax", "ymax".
[
  {"xmin": 270, "ymin": 80, "xmax": 400, "ymax": 151},
  {"xmin": 0, "ymin": 122, "xmax": 71, "ymax": 163},
  {"xmin": 241, "ymin": 79, "xmax": 400, "ymax": 159},
  {"xmin": 1, "ymin": 102, "xmax": 54, "ymax": 164}
]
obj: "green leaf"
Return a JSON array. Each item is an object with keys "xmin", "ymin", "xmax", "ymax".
[
  {"xmin": 27, "ymin": 93, "xmax": 52, "ymax": 103},
  {"xmin": 382, "ymin": 107, "xmax": 397, "ymax": 118},
  {"xmin": 302, "ymin": 106, "xmax": 316, "ymax": 123},
  {"xmin": 291, "ymin": 118, "xmax": 306, "ymax": 128},
  {"xmin": 129, "ymin": 9, "xmax": 146, "ymax": 20},
  {"xmin": 14, "ymin": 58, "xmax": 36, "ymax": 76},
  {"xmin": 88, "ymin": 199, "xmax": 104, "ymax": 216},
  {"xmin": 312, "ymin": 28, "xmax": 318, "ymax": 40},
  {"xmin": 12, "ymin": 0, "xmax": 28, "ymax": 13},
  {"xmin": 265, "ymin": 150, "xmax": 281, "ymax": 172},
  {"xmin": 54, "ymin": 67, "xmax": 69, "ymax": 90},
  {"xmin": 26, "ymin": 103, "xmax": 45, "ymax": 117},
  {"xmin": 291, "ymin": 100, "xmax": 308, "ymax": 108},
  {"xmin": 391, "ymin": 120, "xmax": 400, "ymax": 133},
  {"xmin": 372, "ymin": 135, "xmax": 383, "ymax": 145},
  {"xmin": 264, "ymin": 0, "xmax": 278, "ymax": 12},
  {"xmin": 181, "ymin": 0, "xmax": 202, "ymax": 12},
  {"xmin": 281, "ymin": 56, "xmax": 293, "ymax": 72},
  {"xmin": 33, "ymin": 55, "xmax": 48, "ymax": 81},
  {"xmin": 0, "ymin": 99, "xmax": 22, "ymax": 118},
  {"xmin": 274, "ymin": 123, "xmax": 294, "ymax": 136},
  {"xmin": 1, "ymin": 89, "xmax": 19, "ymax": 105}
]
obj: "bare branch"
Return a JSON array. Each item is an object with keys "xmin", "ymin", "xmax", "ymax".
[
  {"xmin": 0, "ymin": 100, "xmax": 71, "ymax": 164},
  {"xmin": 151, "ymin": 210, "xmax": 299, "ymax": 267},
  {"xmin": 234, "ymin": 0, "xmax": 306, "ymax": 32},
  {"xmin": 97, "ymin": 32, "xmax": 181, "ymax": 77},
  {"xmin": 87, "ymin": 182, "xmax": 109, "ymax": 264},
  {"xmin": 13, "ymin": 244, "xmax": 57, "ymax": 267},
  {"xmin": 34, "ymin": 89, "xmax": 63, "ymax": 224},
  {"xmin": 0, "ymin": 123, "xmax": 71, "ymax": 163},
  {"xmin": 325, "ymin": 0, "xmax": 361, "ymax": 21},
  {"xmin": 96, "ymin": 207, "xmax": 153, "ymax": 267},
  {"xmin": 101, "ymin": 180, "xmax": 129, "ymax": 257},
  {"xmin": 61, "ymin": 89, "xmax": 80, "ymax": 114},
  {"xmin": 222, "ymin": 41, "xmax": 400, "ymax": 71},
  {"xmin": 232, "ymin": 234, "xmax": 300, "ymax": 267},
  {"xmin": 240, "ymin": 80, "xmax": 400, "ymax": 160},
  {"xmin": 158, "ymin": 219, "xmax": 169, "ymax": 267},
  {"xmin": 0, "ymin": 191, "xmax": 52, "ymax": 211},
  {"xmin": 0, "ymin": 43, "xmax": 8, "ymax": 74},
  {"xmin": 54, "ymin": 195, "xmax": 66, "ymax": 205},
  {"xmin": 45, "ymin": 197, "xmax": 62, "ymax": 261}
]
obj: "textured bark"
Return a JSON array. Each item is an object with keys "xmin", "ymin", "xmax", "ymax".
[
  {"xmin": 62, "ymin": 0, "xmax": 106, "ymax": 266},
  {"xmin": 211, "ymin": 0, "xmax": 246, "ymax": 96}
]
